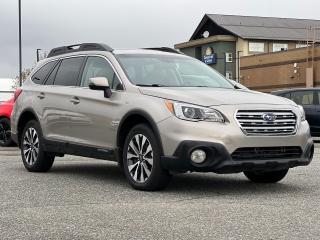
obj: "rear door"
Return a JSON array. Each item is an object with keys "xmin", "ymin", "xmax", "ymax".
[
  {"xmin": 290, "ymin": 90, "xmax": 317, "ymax": 135},
  {"xmin": 38, "ymin": 56, "xmax": 85, "ymax": 142}
]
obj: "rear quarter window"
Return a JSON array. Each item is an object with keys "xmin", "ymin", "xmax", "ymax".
[{"xmin": 31, "ymin": 61, "xmax": 57, "ymax": 85}]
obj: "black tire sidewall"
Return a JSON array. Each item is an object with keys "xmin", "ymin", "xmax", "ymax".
[
  {"xmin": 122, "ymin": 124, "xmax": 170, "ymax": 190},
  {"xmin": 244, "ymin": 169, "xmax": 289, "ymax": 183},
  {"xmin": 21, "ymin": 120, "xmax": 54, "ymax": 172},
  {"xmin": 0, "ymin": 118, "xmax": 13, "ymax": 147}
]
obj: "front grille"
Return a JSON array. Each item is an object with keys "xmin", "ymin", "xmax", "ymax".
[
  {"xmin": 235, "ymin": 110, "xmax": 297, "ymax": 136},
  {"xmin": 231, "ymin": 146, "xmax": 302, "ymax": 161}
]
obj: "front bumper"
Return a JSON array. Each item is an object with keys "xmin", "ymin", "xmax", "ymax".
[{"xmin": 161, "ymin": 139, "xmax": 314, "ymax": 173}]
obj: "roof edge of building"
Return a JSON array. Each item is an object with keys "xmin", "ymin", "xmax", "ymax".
[{"xmin": 175, "ymin": 35, "xmax": 237, "ymax": 49}]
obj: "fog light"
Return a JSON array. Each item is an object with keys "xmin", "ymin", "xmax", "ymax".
[{"xmin": 190, "ymin": 149, "xmax": 206, "ymax": 164}]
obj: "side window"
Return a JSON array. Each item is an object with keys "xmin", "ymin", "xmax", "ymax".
[
  {"xmin": 32, "ymin": 61, "xmax": 57, "ymax": 85},
  {"xmin": 81, "ymin": 57, "xmax": 122, "ymax": 90},
  {"xmin": 45, "ymin": 61, "xmax": 60, "ymax": 85},
  {"xmin": 291, "ymin": 91, "xmax": 314, "ymax": 105},
  {"xmin": 282, "ymin": 92, "xmax": 291, "ymax": 99},
  {"xmin": 54, "ymin": 57, "xmax": 85, "ymax": 86}
]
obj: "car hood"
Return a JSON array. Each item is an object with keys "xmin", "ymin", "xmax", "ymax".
[{"xmin": 139, "ymin": 87, "xmax": 296, "ymax": 106}]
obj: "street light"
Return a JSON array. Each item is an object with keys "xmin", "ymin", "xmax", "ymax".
[
  {"xmin": 36, "ymin": 49, "xmax": 42, "ymax": 62},
  {"xmin": 18, "ymin": 0, "xmax": 22, "ymax": 86}
]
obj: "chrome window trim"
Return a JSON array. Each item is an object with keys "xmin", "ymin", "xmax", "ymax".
[
  {"xmin": 37, "ymin": 54, "xmax": 125, "ymax": 92},
  {"xmin": 79, "ymin": 54, "xmax": 125, "ymax": 92},
  {"xmin": 30, "ymin": 59, "xmax": 59, "ymax": 81}
]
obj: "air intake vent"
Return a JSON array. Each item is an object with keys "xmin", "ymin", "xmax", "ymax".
[
  {"xmin": 235, "ymin": 110, "xmax": 297, "ymax": 136},
  {"xmin": 231, "ymin": 146, "xmax": 302, "ymax": 161}
]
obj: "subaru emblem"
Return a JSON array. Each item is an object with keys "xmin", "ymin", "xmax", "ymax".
[{"xmin": 262, "ymin": 113, "xmax": 276, "ymax": 122}]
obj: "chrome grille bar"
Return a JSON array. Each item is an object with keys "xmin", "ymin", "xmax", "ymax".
[{"xmin": 235, "ymin": 110, "xmax": 297, "ymax": 136}]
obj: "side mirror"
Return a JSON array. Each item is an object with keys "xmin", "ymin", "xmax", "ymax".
[{"xmin": 89, "ymin": 77, "xmax": 112, "ymax": 98}]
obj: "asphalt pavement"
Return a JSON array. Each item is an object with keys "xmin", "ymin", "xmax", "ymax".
[{"xmin": 0, "ymin": 145, "xmax": 319, "ymax": 240}]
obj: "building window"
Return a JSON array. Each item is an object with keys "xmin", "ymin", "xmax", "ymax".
[
  {"xmin": 226, "ymin": 71, "xmax": 233, "ymax": 79},
  {"xmin": 226, "ymin": 53, "xmax": 233, "ymax": 63},
  {"xmin": 249, "ymin": 42, "xmax": 265, "ymax": 53},
  {"xmin": 273, "ymin": 43, "xmax": 288, "ymax": 52},
  {"xmin": 296, "ymin": 43, "xmax": 308, "ymax": 48}
]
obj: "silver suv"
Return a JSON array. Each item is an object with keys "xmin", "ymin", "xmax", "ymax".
[{"xmin": 11, "ymin": 43, "xmax": 314, "ymax": 190}]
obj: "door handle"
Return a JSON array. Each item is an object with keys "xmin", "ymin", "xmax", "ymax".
[
  {"xmin": 70, "ymin": 97, "xmax": 80, "ymax": 104},
  {"xmin": 37, "ymin": 92, "xmax": 45, "ymax": 99}
]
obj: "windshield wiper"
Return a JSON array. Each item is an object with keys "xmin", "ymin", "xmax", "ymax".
[{"xmin": 136, "ymin": 84, "xmax": 167, "ymax": 87}]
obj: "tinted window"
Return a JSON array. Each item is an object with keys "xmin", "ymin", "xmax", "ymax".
[
  {"xmin": 81, "ymin": 57, "xmax": 122, "ymax": 90},
  {"xmin": 291, "ymin": 91, "xmax": 314, "ymax": 105},
  {"xmin": 54, "ymin": 57, "xmax": 85, "ymax": 86},
  {"xmin": 45, "ymin": 61, "xmax": 60, "ymax": 85},
  {"xmin": 282, "ymin": 92, "xmax": 291, "ymax": 99},
  {"xmin": 32, "ymin": 61, "xmax": 57, "ymax": 84}
]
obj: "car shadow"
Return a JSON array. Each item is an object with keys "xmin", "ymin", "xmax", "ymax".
[{"xmin": 48, "ymin": 160, "xmax": 305, "ymax": 196}]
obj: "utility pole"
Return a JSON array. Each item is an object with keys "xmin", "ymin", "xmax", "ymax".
[
  {"xmin": 18, "ymin": 0, "xmax": 22, "ymax": 86},
  {"xmin": 36, "ymin": 49, "xmax": 41, "ymax": 62},
  {"xmin": 237, "ymin": 51, "xmax": 243, "ymax": 83}
]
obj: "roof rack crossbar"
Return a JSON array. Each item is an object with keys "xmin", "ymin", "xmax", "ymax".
[
  {"xmin": 47, "ymin": 43, "xmax": 113, "ymax": 58},
  {"xmin": 144, "ymin": 47, "xmax": 183, "ymax": 54}
]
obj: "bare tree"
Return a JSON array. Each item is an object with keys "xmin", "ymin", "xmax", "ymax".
[{"xmin": 13, "ymin": 68, "xmax": 32, "ymax": 89}]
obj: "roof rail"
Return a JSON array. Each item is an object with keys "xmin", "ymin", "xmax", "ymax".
[
  {"xmin": 47, "ymin": 43, "xmax": 113, "ymax": 58},
  {"xmin": 144, "ymin": 47, "xmax": 183, "ymax": 54}
]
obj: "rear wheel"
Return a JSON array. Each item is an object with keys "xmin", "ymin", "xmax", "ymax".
[
  {"xmin": 244, "ymin": 169, "xmax": 289, "ymax": 183},
  {"xmin": 0, "ymin": 118, "xmax": 13, "ymax": 147},
  {"xmin": 21, "ymin": 120, "xmax": 55, "ymax": 172},
  {"xmin": 123, "ymin": 124, "xmax": 171, "ymax": 191}
]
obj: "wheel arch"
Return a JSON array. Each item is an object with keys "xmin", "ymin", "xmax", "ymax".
[
  {"xmin": 117, "ymin": 110, "xmax": 164, "ymax": 157},
  {"xmin": 17, "ymin": 108, "xmax": 40, "ymax": 146}
]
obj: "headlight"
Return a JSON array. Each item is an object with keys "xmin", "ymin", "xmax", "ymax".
[
  {"xmin": 298, "ymin": 105, "xmax": 306, "ymax": 121},
  {"xmin": 165, "ymin": 101, "xmax": 225, "ymax": 122}
]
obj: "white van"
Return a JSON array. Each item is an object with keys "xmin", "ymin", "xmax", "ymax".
[{"xmin": 0, "ymin": 79, "xmax": 14, "ymax": 102}]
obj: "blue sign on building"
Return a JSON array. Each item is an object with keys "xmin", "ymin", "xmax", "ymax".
[{"xmin": 203, "ymin": 53, "xmax": 217, "ymax": 65}]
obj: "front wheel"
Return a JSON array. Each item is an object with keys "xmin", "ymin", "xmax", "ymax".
[
  {"xmin": 244, "ymin": 169, "xmax": 289, "ymax": 183},
  {"xmin": 123, "ymin": 124, "xmax": 171, "ymax": 191},
  {"xmin": 21, "ymin": 120, "xmax": 55, "ymax": 172}
]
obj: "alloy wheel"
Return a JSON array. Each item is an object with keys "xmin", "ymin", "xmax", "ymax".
[
  {"xmin": 127, "ymin": 134, "xmax": 154, "ymax": 183},
  {"xmin": 23, "ymin": 127, "xmax": 40, "ymax": 166}
]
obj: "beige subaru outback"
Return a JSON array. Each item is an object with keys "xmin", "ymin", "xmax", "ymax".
[{"xmin": 11, "ymin": 43, "xmax": 314, "ymax": 190}]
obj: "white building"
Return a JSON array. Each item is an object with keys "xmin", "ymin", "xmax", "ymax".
[{"xmin": 0, "ymin": 78, "xmax": 14, "ymax": 102}]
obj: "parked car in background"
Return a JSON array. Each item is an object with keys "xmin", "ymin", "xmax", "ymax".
[
  {"xmin": 271, "ymin": 88, "xmax": 320, "ymax": 137},
  {"xmin": 0, "ymin": 89, "xmax": 21, "ymax": 146}
]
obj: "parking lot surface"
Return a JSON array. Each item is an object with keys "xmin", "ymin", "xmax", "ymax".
[{"xmin": 0, "ymin": 145, "xmax": 319, "ymax": 240}]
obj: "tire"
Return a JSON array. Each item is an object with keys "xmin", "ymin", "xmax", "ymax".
[
  {"xmin": 20, "ymin": 120, "xmax": 55, "ymax": 172},
  {"xmin": 0, "ymin": 118, "xmax": 14, "ymax": 147},
  {"xmin": 122, "ymin": 124, "xmax": 171, "ymax": 191},
  {"xmin": 244, "ymin": 169, "xmax": 289, "ymax": 183}
]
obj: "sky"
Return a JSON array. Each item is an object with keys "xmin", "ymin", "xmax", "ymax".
[{"xmin": 1, "ymin": 0, "xmax": 320, "ymax": 79}]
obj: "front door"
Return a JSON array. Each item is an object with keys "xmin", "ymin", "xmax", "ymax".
[{"xmin": 67, "ymin": 56, "xmax": 124, "ymax": 150}]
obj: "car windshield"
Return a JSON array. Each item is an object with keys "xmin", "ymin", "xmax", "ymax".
[{"xmin": 117, "ymin": 54, "xmax": 234, "ymax": 89}]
